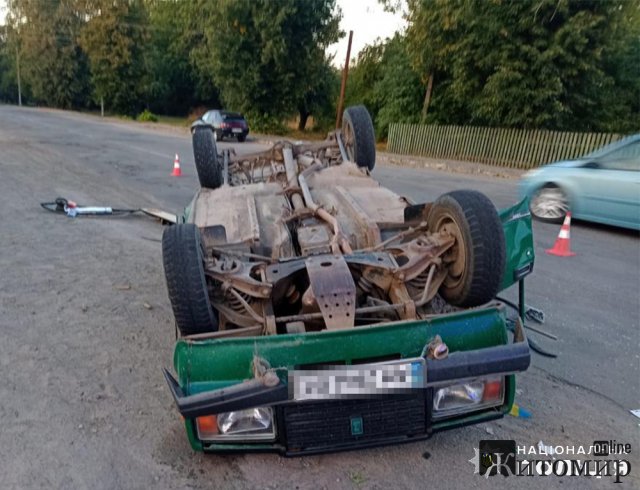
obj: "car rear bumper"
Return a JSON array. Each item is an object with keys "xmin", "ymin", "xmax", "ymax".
[
  {"xmin": 164, "ymin": 305, "xmax": 529, "ymax": 454},
  {"xmin": 220, "ymin": 129, "xmax": 249, "ymax": 138}
]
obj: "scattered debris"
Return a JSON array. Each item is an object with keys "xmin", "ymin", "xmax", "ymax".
[
  {"xmin": 425, "ymin": 334, "xmax": 449, "ymax": 360},
  {"xmin": 143, "ymin": 302, "xmax": 153, "ymax": 310},
  {"xmin": 630, "ymin": 409, "xmax": 640, "ymax": 419},
  {"xmin": 349, "ymin": 471, "xmax": 367, "ymax": 487},
  {"xmin": 114, "ymin": 283, "xmax": 131, "ymax": 291},
  {"xmin": 509, "ymin": 403, "xmax": 532, "ymax": 419}
]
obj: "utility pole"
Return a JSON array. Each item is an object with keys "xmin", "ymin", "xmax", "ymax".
[
  {"xmin": 101, "ymin": 97, "xmax": 104, "ymax": 117},
  {"xmin": 335, "ymin": 30, "xmax": 353, "ymax": 129},
  {"xmin": 15, "ymin": 45, "xmax": 22, "ymax": 107},
  {"xmin": 420, "ymin": 73, "xmax": 433, "ymax": 123}
]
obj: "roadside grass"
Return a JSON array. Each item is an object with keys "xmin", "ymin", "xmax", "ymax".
[
  {"xmin": 155, "ymin": 115, "xmax": 190, "ymax": 127},
  {"xmin": 283, "ymin": 128, "xmax": 329, "ymax": 141}
]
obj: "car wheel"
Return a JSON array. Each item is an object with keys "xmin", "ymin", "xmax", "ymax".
[
  {"xmin": 427, "ymin": 190, "xmax": 505, "ymax": 307},
  {"xmin": 162, "ymin": 223, "xmax": 219, "ymax": 336},
  {"xmin": 342, "ymin": 105, "xmax": 376, "ymax": 171},
  {"xmin": 237, "ymin": 134, "xmax": 246, "ymax": 142},
  {"xmin": 529, "ymin": 184, "xmax": 569, "ymax": 223},
  {"xmin": 192, "ymin": 127, "xmax": 223, "ymax": 189}
]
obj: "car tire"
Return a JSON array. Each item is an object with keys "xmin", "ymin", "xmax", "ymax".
[
  {"xmin": 427, "ymin": 190, "xmax": 505, "ymax": 307},
  {"xmin": 237, "ymin": 134, "xmax": 246, "ymax": 142},
  {"xmin": 342, "ymin": 105, "xmax": 376, "ymax": 171},
  {"xmin": 162, "ymin": 223, "xmax": 218, "ymax": 336},
  {"xmin": 529, "ymin": 184, "xmax": 569, "ymax": 223},
  {"xmin": 192, "ymin": 127, "xmax": 223, "ymax": 189}
]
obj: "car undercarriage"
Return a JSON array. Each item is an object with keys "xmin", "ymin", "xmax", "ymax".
[{"xmin": 161, "ymin": 106, "xmax": 533, "ymax": 454}]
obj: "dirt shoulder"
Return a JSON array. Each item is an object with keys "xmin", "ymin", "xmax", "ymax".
[{"xmin": 377, "ymin": 151, "xmax": 525, "ymax": 180}]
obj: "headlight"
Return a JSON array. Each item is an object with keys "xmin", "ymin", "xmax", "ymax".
[
  {"xmin": 195, "ymin": 407, "xmax": 276, "ymax": 442},
  {"xmin": 432, "ymin": 376, "xmax": 504, "ymax": 419}
]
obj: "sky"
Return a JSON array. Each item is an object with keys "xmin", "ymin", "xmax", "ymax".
[
  {"xmin": 0, "ymin": 0, "xmax": 407, "ymax": 66},
  {"xmin": 328, "ymin": 0, "xmax": 407, "ymax": 67}
]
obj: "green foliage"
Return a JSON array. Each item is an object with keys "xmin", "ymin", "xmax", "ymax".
[
  {"xmin": 146, "ymin": 0, "xmax": 220, "ymax": 116},
  {"xmin": 79, "ymin": 0, "xmax": 149, "ymax": 116},
  {"xmin": 297, "ymin": 57, "xmax": 341, "ymax": 131},
  {"xmin": 345, "ymin": 35, "xmax": 423, "ymax": 139},
  {"xmin": 405, "ymin": 0, "xmax": 640, "ymax": 132},
  {"xmin": 345, "ymin": 42, "xmax": 385, "ymax": 120},
  {"xmin": 0, "ymin": 26, "xmax": 19, "ymax": 103},
  {"xmin": 7, "ymin": 0, "xmax": 90, "ymax": 108},
  {"xmin": 136, "ymin": 109, "xmax": 158, "ymax": 122},
  {"xmin": 3, "ymin": 0, "xmax": 633, "ymax": 135},
  {"xmin": 195, "ymin": 0, "xmax": 342, "ymax": 131}
]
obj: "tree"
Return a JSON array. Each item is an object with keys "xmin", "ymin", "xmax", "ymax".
[
  {"xmin": 296, "ymin": 54, "xmax": 339, "ymax": 130},
  {"xmin": 7, "ymin": 0, "xmax": 90, "ymax": 108},
  {"xmin": 0, "ymin": 26, "xmax": 19, "ymax": 103},
  {"xmin": 406, "ymin": 0, "xmax": 640, "ymax": 132},
  {"xmin": 79, "ymin": 0, "xmax": 149, "ymax": 116},
  {"xmin": 146, "ymin": 0, "xmax": 221, "ymax": 116},
  {"xmin": 345, "ymin": 35, "xmax": 423, "ymax": 139},
  {"xmin": 371, "ymin": 34, "xmax": 423, "ymax": 138},
  {"xmin": 195, "ymin": 0, "xmax": 342, "ymax": 130},
  {"xmin": 344, "ymin": 42, "xmax": 385, "ymax": 120}
]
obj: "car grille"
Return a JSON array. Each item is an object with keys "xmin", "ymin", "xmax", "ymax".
[{"xmin": 281, "ymin": 392, "xmax": 427, "ymax": 453}]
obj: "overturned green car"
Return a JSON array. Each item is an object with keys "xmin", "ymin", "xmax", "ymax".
[{"xmin": 162, "ymin": 106, "xmax": 534, "ymax": 455}]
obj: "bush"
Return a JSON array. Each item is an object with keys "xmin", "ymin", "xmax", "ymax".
[
  {"xmin": 136, "ymin": 109, "xmax": 158, "ymax": 122},
  {"xmin": 246, "ymin": 112, "xmax": 288, "ymax": 135}
]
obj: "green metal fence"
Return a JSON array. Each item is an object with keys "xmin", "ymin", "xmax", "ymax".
[{"xmin": 387, "ymin": 123, "xmax": 623, "ymax": 169}]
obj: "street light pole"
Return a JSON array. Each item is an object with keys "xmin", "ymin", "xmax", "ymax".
[{"xmin": 16, "ymin": 45, "xmax": 22, "ymax": 106}]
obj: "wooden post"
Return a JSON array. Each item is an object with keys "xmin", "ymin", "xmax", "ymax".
[
  {"xmin": 420, "ymin": 73, "xmax": 433, "ymax": 123},
  {"xmin": 335, "ymin": 30, "xmax": 353, "ymax": 129}
]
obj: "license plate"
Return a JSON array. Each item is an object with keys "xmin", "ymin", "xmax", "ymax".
[
  {"xmin": 232, "ymin": 128, "xmax": 242, "ymax": 133},
  {"xmin": 290, "ymin": 358, "xmax": 425, "ymax": 400}
]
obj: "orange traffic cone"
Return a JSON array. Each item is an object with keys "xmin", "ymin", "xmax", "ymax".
[
  {"xmin": 171, "ymin": 154, "xmax": 182, "ymax": 177},
  {"xmin": 546, "ymin": 213, "xmax": 576, "ymax": 257}
]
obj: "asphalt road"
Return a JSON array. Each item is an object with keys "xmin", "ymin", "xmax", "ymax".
[{"xmin": 1, "ymin": 105, "xmax": 638, "ymax": 489}]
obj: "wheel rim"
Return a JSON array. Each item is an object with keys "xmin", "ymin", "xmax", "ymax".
[
  {"xmin": 432, "ymin": 213, "xmax": 466, "ymax": 290},
  {"xmin": 342, "ymin": 119, "xmax": 355, "ymax": 161},
  {"xmin": 530, "ymin": 187, "xmax": 568, "ymax": 219}
]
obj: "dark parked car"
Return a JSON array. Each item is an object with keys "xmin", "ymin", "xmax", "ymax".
[{"xmin": 193, "ymin": 110, "xmax": 249, "ymax": 142}]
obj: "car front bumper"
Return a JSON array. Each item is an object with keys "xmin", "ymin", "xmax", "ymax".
[{"xmin": 164, "ymin": 305, "xmax": 530, "ymax": 455}]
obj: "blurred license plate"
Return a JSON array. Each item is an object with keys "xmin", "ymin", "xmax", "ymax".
[
  {"xmin": 232, "ymin": 128, "xmax": 242, "ymax": 133},
  {"xmin": 290, "ymin": 359, "xmax": 425, "ymax": 400}
]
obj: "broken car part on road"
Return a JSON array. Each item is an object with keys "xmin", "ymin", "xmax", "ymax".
[
  {"xmin": 41, "ymin": 197, "xmax": 177, "ymax": 224},
  {"xmin": 161, "ymin": 105, "xmax": 536, "ymax": 454}
]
